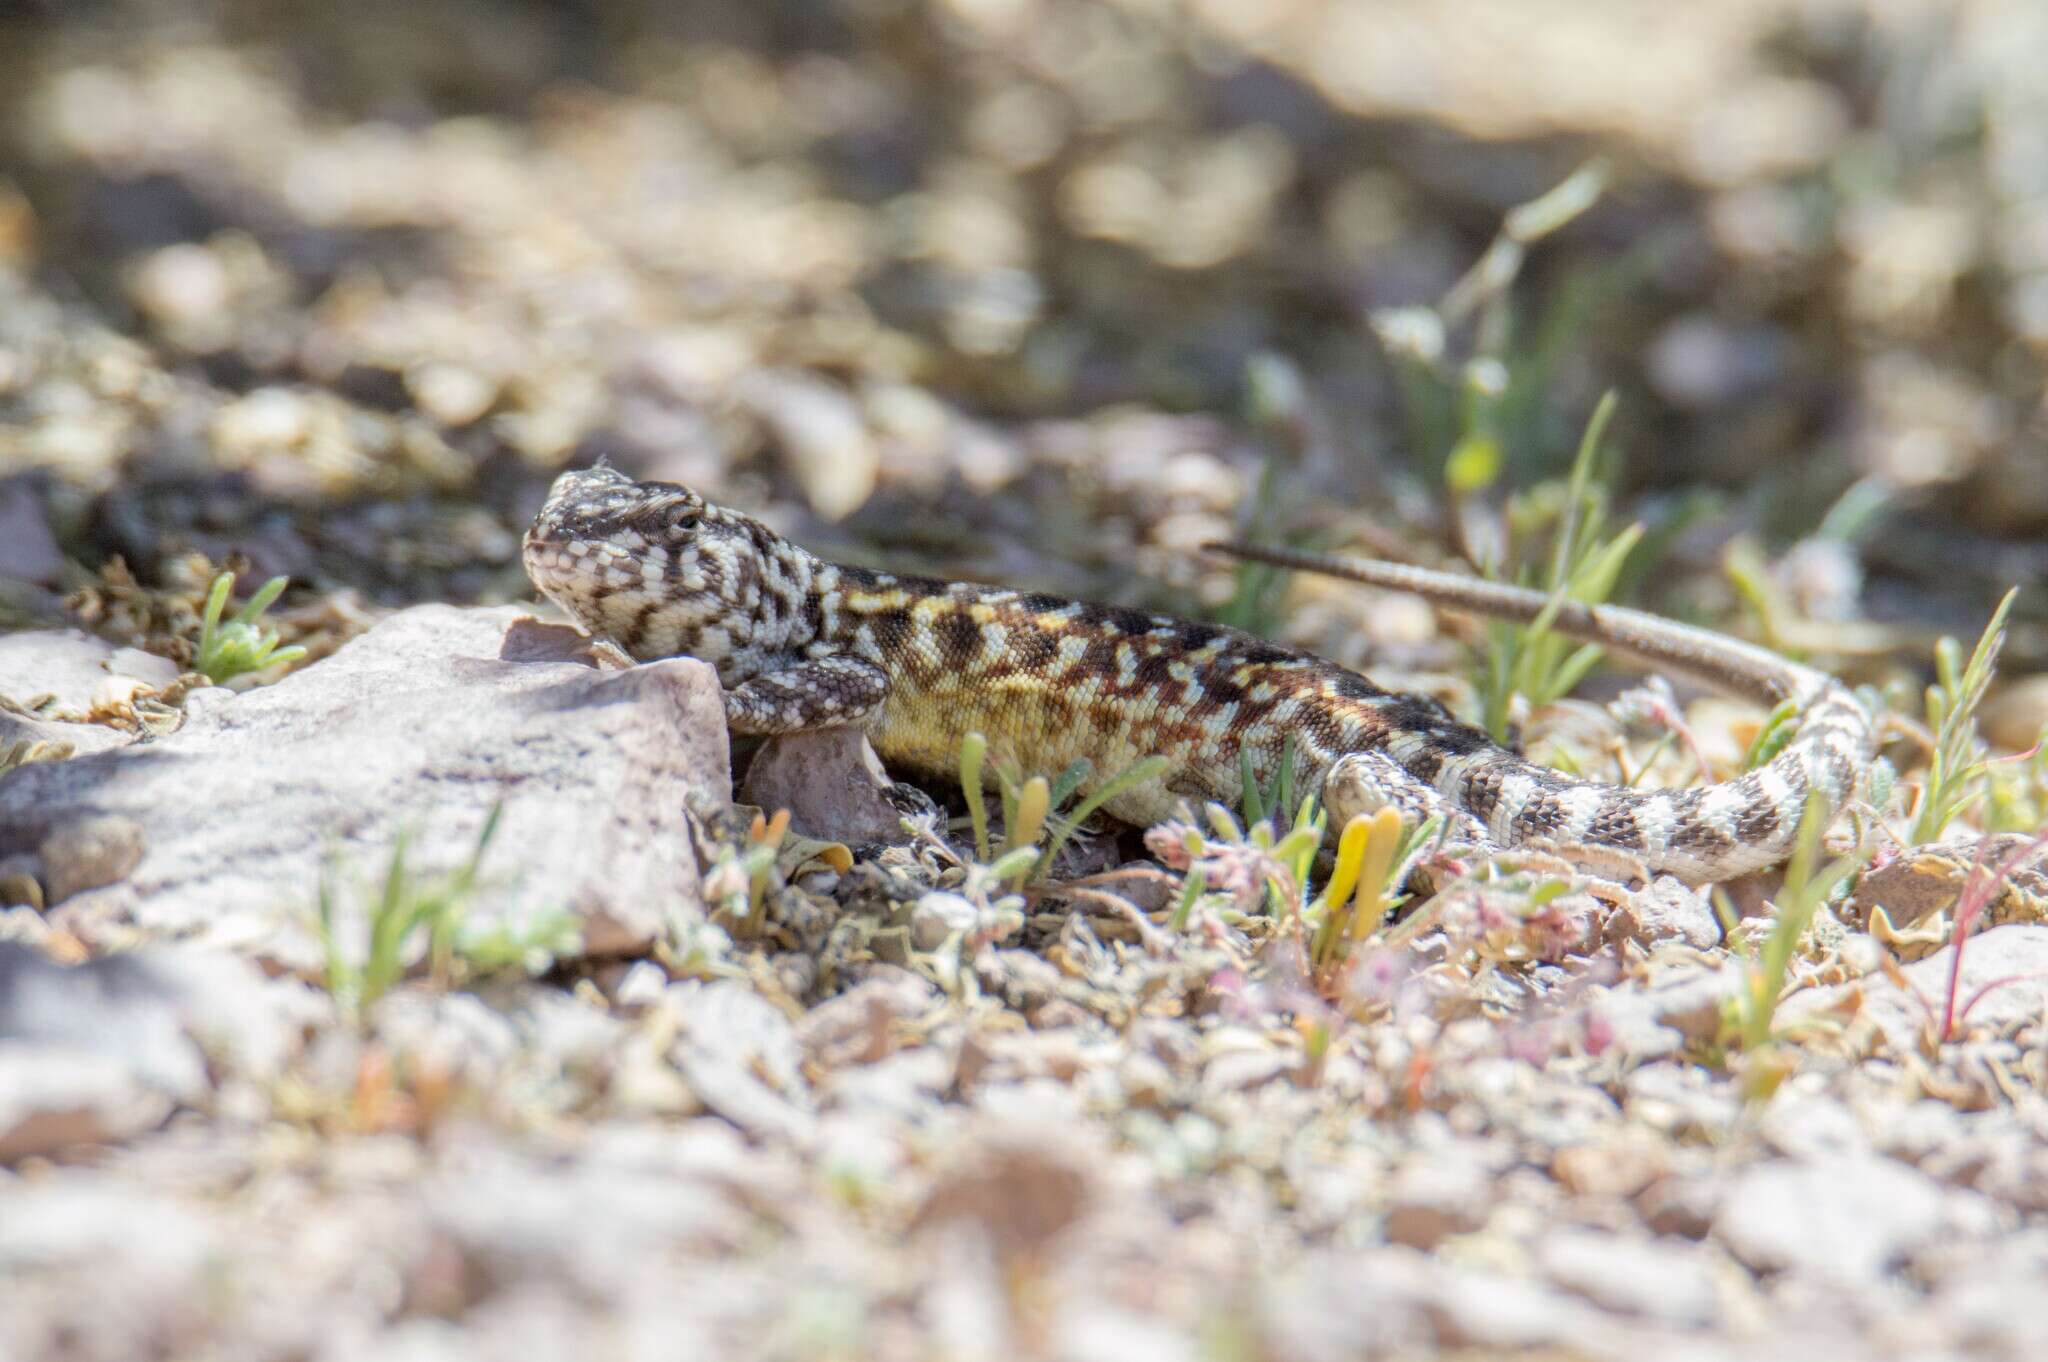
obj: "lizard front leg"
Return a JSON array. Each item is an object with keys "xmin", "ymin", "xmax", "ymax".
[{"xmin": 722, "ymin": 657, "xmax": 890, "ymax": 735}]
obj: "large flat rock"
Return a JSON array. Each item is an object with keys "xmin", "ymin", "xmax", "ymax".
[
  {"xmin": 0, "ymin": 627, "xmax": 178, "ymax": 713},
  {"xmin": 0, "ymin": 606, "xmax": 730, "ymax": 970}
]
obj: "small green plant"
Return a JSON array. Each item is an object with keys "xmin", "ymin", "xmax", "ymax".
[
  {"xmin": 1474, "ymin": 393, "xmax": 1644, "ymax": 742},
  {"xmin": 1912, "ymin": 588, "xmax": 2020, "ymax": 843},
  {"xmin": 1375, "ymin": 158, "xmax": 1622, "ymax": 493},
  {"xmin": 315, "ymin": 805, "xmax": 576, "ymax": 1016},
  {"xmin": 1741, "ymin": 698, "xmax": 1802, "ymax": 771},
  {"xmin": 958, "ymin": 731, "xmax": 993, "ymax": 862},
  {"xmin": 1214, "ymin": 354, "xmax": 1312, "ymax": 638},
  {"xmin": 1169, "ymin": 862, "xmax": 1208, "ymax": 932},
  {"xmin": 701, "ymin": 807, "xmax": 792, "ymax": 935},
  {"xmin": 1720, "ymin": 536, "xmax": 1793, "ymax": 656},
  {"xmin": 955, "ymin": 731, "xmax": 1169, "ymax": 885},
  {"xmin": 1148, "ymin": 797, "xmax": 1327, "ymax": 924},
  {"xmin": 1716, "ymin": 791, "xmax": 1871, "ymax": 1099},
  {"xmin": 1237, "ymin": 732, "xmax": 1302, "ymax": 830},
  {"xmin": 743, "ymin": 809, "xmax": 790, "ymax": 933},
  {"xmin": 1307, "ymin": 806, "xmax": 1440, "ymax": 970},
  {"xmin": 197, "ymin": 570, "xmax": 307, "ymax": 683},
  {"xmin": 1985, "ymin": 732, "xmax": 2048, "ymax": 834},
  {"xmin": 1214, "ymin": 448, "xmax": 1293, "ymax": 638}
]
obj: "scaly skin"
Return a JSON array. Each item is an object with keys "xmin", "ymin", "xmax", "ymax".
[{"xmin": 523, "ymin": 466, "xmax": 1872, "ymax": 881}]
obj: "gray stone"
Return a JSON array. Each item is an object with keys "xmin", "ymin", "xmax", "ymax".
[
  {"xmin": 0, "ymin": 943, "xmax": 208, "ymax": 1102},
  {"xmin": 0, "ymin": 607, "xmax": 728, "ymax": 969},
  {"xmin": 1647, "ymin": 315, "xmax": 1789, "ymax": 409},
  {"xmin": 1643, "ymin": 963, "xmax": 1742, "ymax": 1041},
  {"xmin": 0, "ymin": 1043, "xmax": 173, "ymax": 1161},
  {"xmin": 0, "ymin": 942, "xmax": 311, "ymax": 1089},
  {"xmin": 0, "ymin": 1177, "xmax": 218, "ymax": 1275},
  {"xmin": 1536, "ymin": 1228, "xmax": 1722, "ymax": 1326},
  {"xmin": 795, "ymin": 967, "xmax": 941, "ymax": 1068},
  {"xmin": 38, "ymin": 813, "xmax": 146, "ymax": 905},
  {"xmin": 1624, "ymin": 876, "xmax": 1723, "ymax": 949},
  {"xmin": 1049, "ymin": 1301, "xmax": 1199, "ymax": 1362},
  {"xmin": 1417, "ymin": 1263, "xmax": 1607, "ymax": 1351},
  {"xmin": 0, "ymin": 942, "xmax": 311, "ymax": 1159},
  {"xmin": 0, "ymin": 707, "xmax": 130, "ymax": 759},
  {"xmin": 1586, "ymin": 988, "xmax": 1686, "ymax": 1063},
  {"xmin": 1624, "ymin": 1062, "xmax": 1740, "ymax": 1139},
  {"xmin": 609, "ymin": 959, "xmax": 669, "ymax": 1009},
  {"xmin": 1923, "ymin": 1228, "xmax": 2048, "ymax": 1359},
  {"xmin": 1638, "ymin": 1174, "xmax": 1722, "ymax": 1240},
  {"xmin": 1713, "ymin": 1154, "xmax": 1958, "ymax": 1282},
  {"xmin": 0, "ymin": 480, "xmax": 63, "ymax": 584},
  {"xmin": 911, "ymin": 890, "xmax": 979, "ymax": 950},
  {"xmin": 0, "ymin": 627, "xmax": 177, "ymax": 713},
  {"xmin": 1255, "ymin": 1251, "xmax": 1435, "ymax": 1362},
  {"xmin": 736, "ymin": 368, "xmax": 878, "ymax": 520},
  {"xmin": 1757, "ymin": 1091, "xmax": 1868, "ymax": 1162},
  {"xmin": 1382, "ymin": 1151, "xmax": 1494, "ymax": 1249},
  {"xmin": 424, "ymin": 1141, "xmax": 754, "ymax": 1294},
  {"xmin": 740, "ymin": 725, "xmax": 913, "ymax": 846},
  {"xmin": 1200, "ymin": 1045, "xmax": 1297, "ymax": 1095},
  {"xmin": 1872, "ymin": 1099, "xmax": 1973, "ymax": 1167},
  {"xmin": 668, "ymin": 980, "xmax": 814, "ymax": 1143}
]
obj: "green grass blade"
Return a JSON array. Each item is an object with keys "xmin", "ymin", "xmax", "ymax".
[
  {"xmin": 232, "ymin": 575, "xmax": 290, "ymax": 627},
  {"xmin": 1038, "ymin": 755, "xmax": 1171, "ymax": 880},
  {"xmin": 1239, "ymin": 747, "xmax": 1265, "ymax": 828}
]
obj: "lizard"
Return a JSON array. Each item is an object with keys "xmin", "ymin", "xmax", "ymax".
[{"xmin": 522, "ymin": 465, "xmax": 1873, "ymax": 883}]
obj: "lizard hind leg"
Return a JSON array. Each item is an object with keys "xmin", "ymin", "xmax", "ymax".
[{"xmin": 1322, "ymin": 750, "xmax": 1496, "ymax": 855}]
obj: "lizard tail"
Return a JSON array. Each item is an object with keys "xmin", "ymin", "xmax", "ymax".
[{"xmin": 1209, "ymin": 542, "xmax": 1873, "ymax": 881}]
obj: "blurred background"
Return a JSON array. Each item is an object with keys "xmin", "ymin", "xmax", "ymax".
[
  {"xmin": 7, "ymin": 13, "xmax": 2048, "ymax": 1361},
  {"xmin": 0, "ymin": 0, "xmax": 2043, "ymax": 681}
]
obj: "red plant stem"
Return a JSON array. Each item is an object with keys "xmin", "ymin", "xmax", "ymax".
[
  {"xmin": 1941, "ymin": 829, "xmax": 2048, "ymax": 1042},
  {"xmin": 1955, "ymin": 971, "xmax": 2048, "ymax": 1029},
  {"xmin": 1938, "ymin": 835, "xmax": 1998, "ymax": 1042}
]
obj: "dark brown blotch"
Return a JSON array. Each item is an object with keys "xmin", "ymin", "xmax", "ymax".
[
  {"xmin": 1585, "ymin": 802, "xmax": 1646, "ymax": 850},
  {"xmin": 1734, "ymin": 791, "xmax": 1786, "ymax": 844},
  {"xmin": 1006, "ymin": 623, "xmax": 1059, "ymax": 671},
  {"xmin": 1128, "ymin": 646, "xmax": 1177, "ymax": 692},
  {"xmin": 625, "ymin": 597, "xmax": 661, "ymax": 653},
  {"xmin": 935, "ymin": 609, "xmax": 983, "ymax": 669},
  {"xmin": 1075, "ymin": 601, "xmax": 1169, "ymax": 636},
  {"xmin": 1231, "ymin": 640, "xmax": 1294, "ymax": 668},
  {"xmin": 1460, "ymin": 770, "xmax": 1504, "ymax": 825},
  {"xmin": 862, "ymin": 606, "xmax": 913, "ymax": 647},
  {"xmin": 1671, "ymin": 812, "xmax": 1738, "ymax": 854},
  {"xmin": 1512, "ymin": 790, "xmax": 1568, "ymax": 837}
]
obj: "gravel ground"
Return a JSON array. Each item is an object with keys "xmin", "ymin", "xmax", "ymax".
[{"xmin": 3, "ymin": 3, "xmax": 2047, "ymax": 1359}]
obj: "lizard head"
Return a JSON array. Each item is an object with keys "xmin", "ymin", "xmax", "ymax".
[{"xmin": 523, "ymin": 464, "xmax": 807, "ymax": 666}]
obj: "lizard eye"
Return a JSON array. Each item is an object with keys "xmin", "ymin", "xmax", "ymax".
[{"xmin": 669, "ymin": 505, "xmax": 702, "ymax": 532}]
